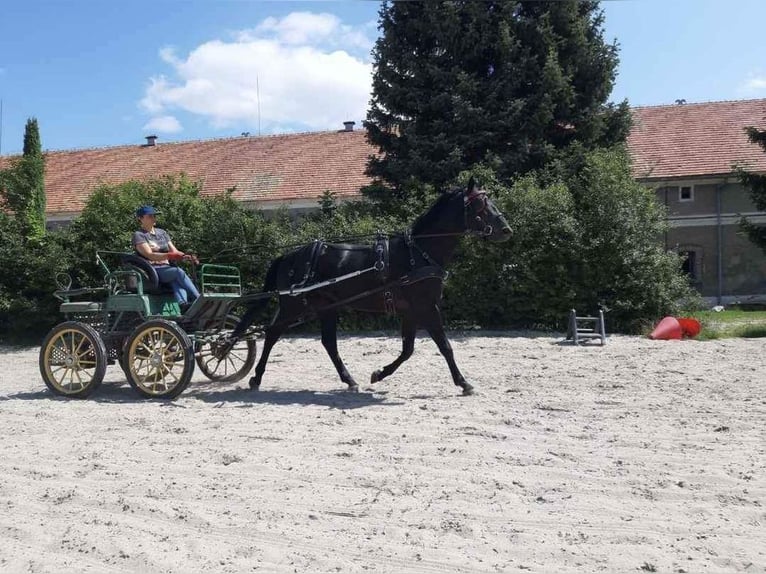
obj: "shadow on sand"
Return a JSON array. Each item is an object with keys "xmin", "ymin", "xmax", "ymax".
[
  {"xmin": 2, "ymin": 380, "xmax": 401, "ymax": 409},
  {"xmin": 189, "ymin": 386, "xmax": 400, "ymax": 409}
]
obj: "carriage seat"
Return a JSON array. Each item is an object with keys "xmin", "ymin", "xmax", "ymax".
[{"xmin": 119, "ymin": 253, "xmax": 175, "ymax": 295}]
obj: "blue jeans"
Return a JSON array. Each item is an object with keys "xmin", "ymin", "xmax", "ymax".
[{"xmin": 155, "ymin": 265, "xmax": 200, "ymax": 304}]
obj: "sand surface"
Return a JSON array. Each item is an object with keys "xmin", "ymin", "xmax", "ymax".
[{"xmin": 0, "ymin": 333, "xmax": 764, "ymax": 573}]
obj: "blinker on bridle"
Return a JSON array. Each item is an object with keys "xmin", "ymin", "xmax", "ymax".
[{"xmin": 464, "ymin": 189, "xmax": 500, "ymax": 237}]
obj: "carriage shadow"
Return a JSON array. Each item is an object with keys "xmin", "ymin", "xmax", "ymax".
[
  {"xmin": 0, "ymin": 384, "xmax": 154, "ymax": 404},
  {"xmin": 2, "ymin": 381, "xmax": 401, "ymax": 409},
  {"xmin": 0, "ymin": 390, "xmax": 52, "ymax": 401}
]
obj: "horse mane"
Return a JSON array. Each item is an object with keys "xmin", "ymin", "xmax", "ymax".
[{"xmin": 411, "ymin": 190, "xmax": 461, "ymax": 235}]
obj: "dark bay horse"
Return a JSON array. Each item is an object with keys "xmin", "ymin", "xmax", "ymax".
[{"xmin": 232, "ymin": 178, "xmax": 511, "ymax": 396}]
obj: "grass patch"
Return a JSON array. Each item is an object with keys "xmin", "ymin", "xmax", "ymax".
[{"xmin": 690, "ymin": 309, "xmax": 766, "ymax": 340}]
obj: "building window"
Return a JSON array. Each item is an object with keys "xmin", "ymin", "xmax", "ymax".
[
  {"xmin": 678, "ymin": 185, "xmax": 694, "ymax": 202},
  {"xmin": 681, "ymin": 250, "xmax": 696, "ymax": 277},
  {"xmin": 678, "ymin": 248, "xmax": 702, "ymax": 282}
]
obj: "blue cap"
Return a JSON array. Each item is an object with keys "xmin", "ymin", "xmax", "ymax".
[{"xmin": 135, "ymin": 205, "xmax": 159, "ymax": 217}]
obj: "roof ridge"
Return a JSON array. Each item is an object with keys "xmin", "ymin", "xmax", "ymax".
[
  {"xmin": 16, "ymin": 127, "xmax": 367, "ymax": 158},
  {"xmin": 631, "ymin": 97, "xmax": 766, "ymax": 111}
]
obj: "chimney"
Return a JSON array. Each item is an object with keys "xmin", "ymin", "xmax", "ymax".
[
  {"xmin": 145, "ymin": 135, "xmax": 158, "ymax": 146},
  {"xmin": 343, "ymin": 121, "xmax": 355, "ymax": 132}
]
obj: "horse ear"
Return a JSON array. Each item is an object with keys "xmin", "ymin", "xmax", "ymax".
[{"xmin": 467, "ymin": 176, "xmax": 478, "ymax": 193}]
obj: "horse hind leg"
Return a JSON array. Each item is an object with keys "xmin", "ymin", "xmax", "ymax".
[
  {"xmin": 320, "ymin": 313, "xmax": 359, "ymax": 392},
  {"xmin": 371, "ymin": 315, "xmax": 416, "ymax": 384}
]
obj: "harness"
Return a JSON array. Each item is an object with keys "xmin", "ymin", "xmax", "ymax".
[{"xmin": 276, "ymin": 189, "xmax": 499, "ymax": 323}]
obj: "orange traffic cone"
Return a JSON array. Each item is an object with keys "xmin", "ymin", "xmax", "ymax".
[
  {"xmin": 649, "ymin": 316, "xmax": 683, "ymax": 340},
  {"xmin": 677, "ymin": 317, "xmax": 701, "ymax": 338}
]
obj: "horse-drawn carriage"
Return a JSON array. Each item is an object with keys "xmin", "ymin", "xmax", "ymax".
[
  {"xmin": 39, "ymin": 178, "xmax": 512, "ymax": 399},
  {"xmin": 38, "ymin": 252, "xmax": 262, "ymax": 399}
]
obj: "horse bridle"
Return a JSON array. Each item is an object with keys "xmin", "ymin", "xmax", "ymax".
[
  {"xmin": 408, "ymin": 189, "xmax": 505, "ymax": 243},
  {"xmin": 464, "ymin": 188, "xmax": 502, "ymax": 238},
  {"xmin": 404, "ymin": 189, "xmax": 506, "ymax": 271}
]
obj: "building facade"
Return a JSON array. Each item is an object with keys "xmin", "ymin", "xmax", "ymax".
[{"xmin": 629, "ymin": 99, "xmax": 766, "ymax": 304}]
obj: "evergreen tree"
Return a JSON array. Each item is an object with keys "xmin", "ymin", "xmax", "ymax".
[
  {"xmin": 0, "ymin": 118, "xmax": 46, "ymax": 238},
  {"xmin": 739, "ymin": 126, "xmax": 766, "ymax": 253},
  {"xmin": 364, "ymin": 0, "xmax": 631, "ymax": 202}
]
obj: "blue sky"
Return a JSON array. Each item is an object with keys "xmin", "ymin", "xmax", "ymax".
[{"xmin": 1, "ymin": 0, "xmax": 765, "ymax": 155}]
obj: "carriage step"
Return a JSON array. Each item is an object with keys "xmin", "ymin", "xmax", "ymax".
[{"xmin": 566, "ymin": 309, "xmax": 606, "ymax": 345}]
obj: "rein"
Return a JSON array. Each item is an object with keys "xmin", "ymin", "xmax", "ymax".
[{"xmin": 210, "ymin": 190, "xmax": 500, "ymax": 262}]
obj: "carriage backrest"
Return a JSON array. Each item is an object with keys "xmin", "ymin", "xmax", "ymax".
[{"xmin": 119, "ymin": 253, "xmax": 162, "ymax": 293}]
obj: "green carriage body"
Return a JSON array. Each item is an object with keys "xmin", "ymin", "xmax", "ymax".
[{"xmin": 39, "ymin": 252, "xmax": 259, "ymax": 400}]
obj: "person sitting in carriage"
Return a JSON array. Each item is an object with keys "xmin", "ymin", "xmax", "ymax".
[{"xmin": 132, "ymin": 205, "xmax": 200, "ymax": 308}]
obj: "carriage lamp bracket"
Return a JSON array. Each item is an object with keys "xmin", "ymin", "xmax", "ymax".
[{"xmin": 55, "ymin": 273, "xmax": 72, "ymax": 291}]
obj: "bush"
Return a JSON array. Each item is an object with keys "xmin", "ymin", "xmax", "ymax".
[
  {"xmin": 0, "ymin": 214, "xmax": 74, "ymax": 342},
  {"xmin": 444, "ymin": 149, "xmax": 699, "ymax": 332},
  {"xmin": 444, "ymin": 175, "xmax": 576, "ymax": 329}
]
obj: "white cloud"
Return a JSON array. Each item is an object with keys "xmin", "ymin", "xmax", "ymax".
[
  {"xmin": 253, "ymin": 12, "xmax": 343, "ymax": 45},
  {"xmin": 140, "ymin": 12, "xmax": 373, "ymax": 134},
  {"xmin": 740, "ymin": 73, "xmax": 766, "ymax": 95},
  {"xmin": 239, "ymin": 12, "xmax": 373, "ymax": 52},
  {"xmin": 745, "ymin": 77, "xmax": 766, "ymax": 90},
  {"xmin": 143, "ymin": 115, "xmax": 183, "ymax": 134}
]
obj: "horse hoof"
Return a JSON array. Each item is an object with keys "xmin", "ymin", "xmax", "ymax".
[
  {"xmin": 370, "ymin": 370, "xmax": 382, "ymax": 384},
  {"xmin": 347, "ymin": 385, "xmax": 359, "ymax": 393},
  {"xmin": 461, "ymin": 385, "xmax": 474, "ymax": 396},
  {"xmin": 248, "ymin": 377, "xmax": 260, "ymax": 391}
]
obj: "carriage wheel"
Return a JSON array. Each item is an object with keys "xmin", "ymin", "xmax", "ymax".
[
  {"xmin": 195, "ymin": 315, "xmax": 258, "ymax": 383},
  {"xmin": 39, "ymin": 321, "xmax": 107, "ymax": 399},
  {"xmin": 124, "ymin": 319, "xmax": 195, "ymax": 399}
]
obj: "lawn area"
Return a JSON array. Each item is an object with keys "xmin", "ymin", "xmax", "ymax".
[{"xmin": 690, "ymin": 308, "xmax": 766, "ymax": 339}]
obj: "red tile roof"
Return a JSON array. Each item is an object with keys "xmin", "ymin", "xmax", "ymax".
[
  {"xmin": 1, "ymin": 130, "xmax": 377, "ymax": 216},
  {"xmin": 628, "ymin": 98, "xmax": 766, "ymax": 181},
  {"xmin": 3, "ymin": 99, "xmax": 766, "ymax": 217}
]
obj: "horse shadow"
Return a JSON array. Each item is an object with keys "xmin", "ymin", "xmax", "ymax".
[{"xmin": 188, "ymin": 386, "xmax": 401, "ymax": 409}]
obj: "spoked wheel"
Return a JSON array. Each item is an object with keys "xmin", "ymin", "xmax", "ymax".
[
  {"xmin": 124, "ymin": 319, "xmax": 195, "ymax": 399},
  {"xmin": 196, "ymin": 315, "xmax": 257, "ymax": 383},
  {"xmin": 39, "ymin": 322, "xmax": 107, "ymax": 399}
]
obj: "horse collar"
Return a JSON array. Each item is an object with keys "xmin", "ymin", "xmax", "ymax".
[{"xmin": 406, "ymin": 228, "xmax": 445, "ymax": 274}]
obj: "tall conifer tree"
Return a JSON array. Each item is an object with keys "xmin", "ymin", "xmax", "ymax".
[
  {"xmin": 22, "ymin": 118, "xmax": 46, "ymax": 238},
  {"xmin": 0, "ymin": 118, "xmax": 46, "ymax": 238},
  {"xmin": 364, "ymin": 0, "xmax": 631, "ymax": 200}
]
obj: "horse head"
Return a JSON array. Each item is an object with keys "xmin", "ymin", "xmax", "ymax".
[{"xmin": 463, "ymin": 177, "xmax": 511, "ymax": 242}]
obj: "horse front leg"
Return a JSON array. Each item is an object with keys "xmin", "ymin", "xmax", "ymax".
[
  {"xmin": 420, "ymin": 305, "xmax": 473, "ymax": 396},
  {"xmin": 371, "ymin": 314, "xmax": 416, "ymax": 384},
  {"xmin": 320, "ymin": 313, "xmax": 359, "ymax": 392},
  {"xmin": 249, "ymin": 301, "xmax": 292, "ymax": 390},
  {"xmin": 249, "ymin": 324, "xmax": 285, "ymax": 390}
]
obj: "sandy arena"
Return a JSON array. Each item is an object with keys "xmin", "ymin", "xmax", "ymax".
[{"xmin": 0, "ymin": 333, "xmax": 764, "ymax": 573}]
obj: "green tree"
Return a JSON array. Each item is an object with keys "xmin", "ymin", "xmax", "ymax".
[
  {"xmin": 738, "ymin": 126, "xmax": 766, "ymax": 253},
  {"xmin": 0, "ymin": 118, "xmax": 46, "ymax": 238},
  {"xmin": 445, "ymin": 149, "xmax": 697, "ymax": 332},
  {"xmin": 364, "ymin": 0, "xmax": 631, "ymax": 204},
  {"xmin": 0, "ymin": 213, "xmax": 71, "ymax": 342}
]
